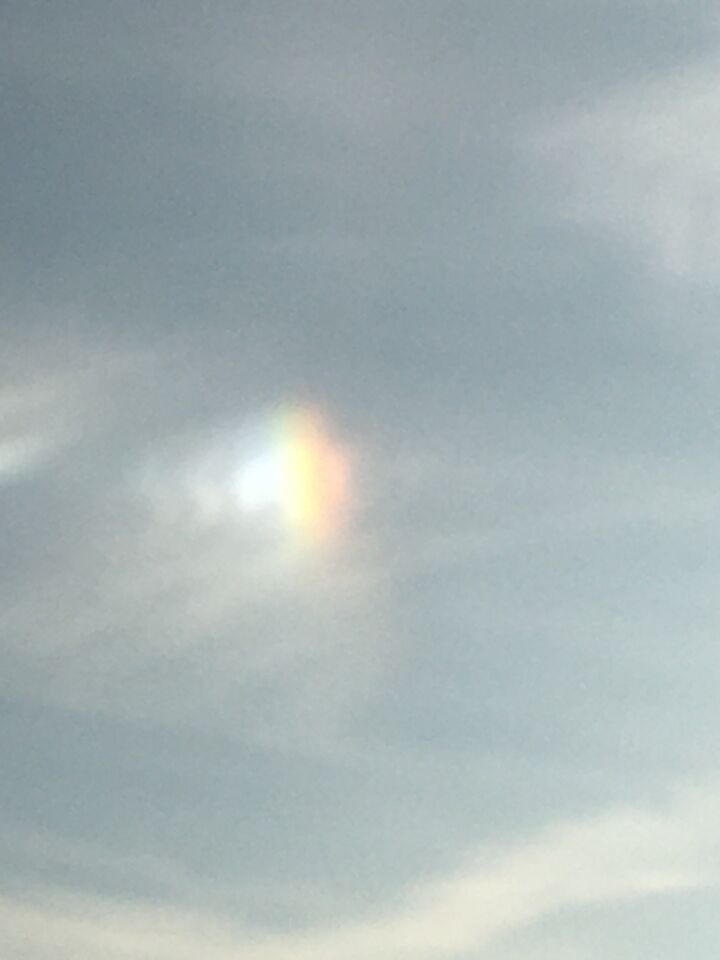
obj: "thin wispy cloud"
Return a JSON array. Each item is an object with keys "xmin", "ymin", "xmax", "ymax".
[
  {"xmin": 0, "ymin": 781, "xmax": 716, "ymax": 960},
  {"xmin": 529, "ymin": 39, "xmax": 720, "ymax": 286}
]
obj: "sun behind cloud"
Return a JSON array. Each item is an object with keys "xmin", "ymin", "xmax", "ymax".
[{"xmin": 235, "ymin": 406, "xmax": 351, "ymax": 545}]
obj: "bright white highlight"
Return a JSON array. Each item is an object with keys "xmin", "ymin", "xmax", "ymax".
[{"xmin": 235, "ymin": 453, "xmax": 283, "ymax": 511}]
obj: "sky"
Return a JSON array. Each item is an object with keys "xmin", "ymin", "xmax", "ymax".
[{"xmin": 3, "ymin": 1, "xmax": 720, "ymax": 956}]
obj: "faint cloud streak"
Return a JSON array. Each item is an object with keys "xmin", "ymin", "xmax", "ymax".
[
  {"xmin": 0, "ymin": 780, "xmax": 716, "ymax": 959},
  {"xmin": 529, "ymin": 45, "xmax": 720, "ymax": 285}
]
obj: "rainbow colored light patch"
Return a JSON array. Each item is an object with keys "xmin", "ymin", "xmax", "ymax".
[{"xmin": 235, "ymin": 407, "xmax": 350, "ymax": 543}]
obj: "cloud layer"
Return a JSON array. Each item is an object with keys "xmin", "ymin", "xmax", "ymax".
[
  {"xmin": 4, "ymin": 2, "xmax": 720, "ymax": 957},
  {"xmin": 1, "ymin": 781, "xmax": 717, "ymax": 959}
]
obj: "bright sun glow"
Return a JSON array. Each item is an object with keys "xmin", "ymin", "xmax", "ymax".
[
  {"xmin": 235, "ymin": 452, "xmax": 283, "ymax": 511},
  {"xmin": 234, "ymin": 407, "xmax": 350, "ymax": 543}
]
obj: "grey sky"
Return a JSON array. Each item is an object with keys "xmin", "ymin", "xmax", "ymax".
[{"xmin": 3, "ymin": 1, "xmax": 720, "ymax": 957}]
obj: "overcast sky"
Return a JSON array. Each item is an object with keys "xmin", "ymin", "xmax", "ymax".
[{"xmin": 4, "ymin": 1, "xmax": 720, "ymax": 957}]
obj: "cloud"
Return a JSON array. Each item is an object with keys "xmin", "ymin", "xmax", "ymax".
[
  {"xmin": 0, "ymin": 351, "xmax": 392, "ymax": 754},
  {"xmin": 529, "ymin": 43, "xmax": 720, "ymax": 286},
  {"xmin": 3, "ymin": 362, "xmax": 718, "ymax": 760},
  {"xmin": 0, "ymin": 367, "xmax": 81, "ymax": 484},
  {"xmin": 0, "ymin": 780, "xmax": 716, "ymax": 959},
  {"xmin": 0, "ymin": 318, "xmax": 155, "ymax": 484},
  {"xmin": 4, "ymin": 6, "xmax": 720, "ymax": 958}
]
